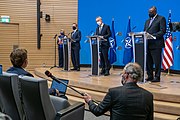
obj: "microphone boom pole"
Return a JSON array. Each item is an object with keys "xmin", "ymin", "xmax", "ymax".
[
  {"xmin": 45, "ymin": 70, "xmax": 84, "ymax": 96},
  {"xmin": 50, "ymin": 34, "xmax": 58, "ymax": 69},
  {"xmin": 45, "ymin": 70, "xmax": 99, "ymax": 104}
]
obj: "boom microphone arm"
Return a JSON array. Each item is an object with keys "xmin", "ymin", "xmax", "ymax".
[
  {"xmin": 45, "ymin": 70, "xmax": 84, "ymax": 96},
  {"xmin": 45, "ymin": 70, "xmax": 99, "ymax": 104}
]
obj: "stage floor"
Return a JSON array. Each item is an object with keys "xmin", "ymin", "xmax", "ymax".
[{"xmin": 35, "ymin": 67, "xmax": 180, "ymax": 96}]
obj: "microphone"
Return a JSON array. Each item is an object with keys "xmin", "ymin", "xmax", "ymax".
[
  {"xmin": 45, "ymin": 70, "xmax": 84, "ymax": 96},
  {"xmin": 45, "ymin": 70, "xmax": 100, "ymax": 104},
  {"xmin": 67, "ymin": 32, "xmax": 71, "ymax": 36},
  {"xmin": 54, "ymin": 34, "xmax": 57, "ymax": 39},
  {"xmin": 84, "ymin": 31, "xmax": 94, "ymax": 43},
  {"xmin": 132, "ymin": 26, "xmax": 137, "ymax": 30}
]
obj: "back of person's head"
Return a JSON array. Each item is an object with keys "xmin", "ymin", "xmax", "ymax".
[
  {"xmin": 123, "ymin": 63, "xmax": 143, "ymax": 82},
  {"xmin": 10, "ymin": 48, "xmax": 27, "ymax": 68}
]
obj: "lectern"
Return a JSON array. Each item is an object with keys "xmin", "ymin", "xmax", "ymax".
[
  {"xmin": 87, "ymin": 35, "xmax": 106, "ymax": 76},
  {"xmin": 129, "ymin": 32, "xmax": 155, "ymax": 82},
  {"xmin": 62, "ymin": 38, "xmax": 71, "ymax": 71}
]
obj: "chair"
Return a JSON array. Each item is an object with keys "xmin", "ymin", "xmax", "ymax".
[
  {"xmin": 19, "ymin": 76, "xmax": 85, "ymax": 120},
  {"xmin": 0, "ymin": 72, "xmax": 25, "ymax": 120}
]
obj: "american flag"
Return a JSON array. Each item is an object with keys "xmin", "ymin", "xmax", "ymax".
[{"xmin": 162, "ymin": 10, "xmax": 173, "ymax": 70}]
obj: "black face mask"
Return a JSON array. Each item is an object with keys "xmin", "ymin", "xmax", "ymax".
[
  {"xmin": 60, "ymin": 32, "xmax": 64, "ymax": 35},
  {"xmin": 149, "ymin": 13, "xmax": 155, "ymax": 18},
  {"xmin": 72, "ymin": 26, "xmax": 76, "ymax": 30}
]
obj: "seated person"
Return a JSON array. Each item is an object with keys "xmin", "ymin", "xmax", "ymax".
[
  {"xmin": 6, "ymin": 48, "xmax": 33, "ymax": 77},
  {"xmin": 6, "ymin": 48, "xmax": 67, "ymax": 99},
  {"xmin": 83, "ymin": 63, "xmax": 153, "ymax": 120}
]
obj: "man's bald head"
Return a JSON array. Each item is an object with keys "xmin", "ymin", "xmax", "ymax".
[{"xmin": 148, "ymin": 6, "xmax": 157, "ymax": 18}]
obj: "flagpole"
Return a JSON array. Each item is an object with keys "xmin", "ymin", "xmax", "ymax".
[
  {"xmin": 163, "ymin": 10, "xmax": 173, "ymax": 77},
  {"xmin": 111, "ymin": 15, "xmax": 114, "ymax": 70},
  {"xmin": 166, "ymin": 10, "xmax": 172, "ymax": 76}
]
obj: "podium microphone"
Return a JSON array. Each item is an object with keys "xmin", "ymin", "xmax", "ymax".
[
  {"xmin": 45, "ymin": 70, "xmax": 100, "ymax": 104},
  {"xmin": 67, "ymin": 32, "xmax": 71, "ymax": 36},
  {"xmin": 84, "ymin": 31, "xmax": 94, "ymax": 43},
  {"xmin": 132, "ymin": 26, "xmax": 137, "ymax": 30},
  {"xmin": 54, "ymin": 34, "xmax": 57, "ymax": 39}
]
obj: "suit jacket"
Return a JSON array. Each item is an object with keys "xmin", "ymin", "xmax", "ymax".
[
  {"xmin": 144, "ymin": 15, "xmax": 166, "ymax": 49},
  {"xmin": 6, "ymin": 66, "xmax": 34, "ymax": 77},
  {"xmin": 95, "ymin": 24, "xmax": 111, "ymax": 48},
  {"xmin": 88, "ymin": 82, "xmax": 153, "ymax": 120},
  {"xmin": 71, "ymin": 29, "xmax": 81, "ymax": 49}
]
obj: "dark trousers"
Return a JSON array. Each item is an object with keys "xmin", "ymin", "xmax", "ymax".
[
  {"xmin": 58, "ymin": 47, "xmax": 63, "ymax": 67},
  {"xmin": 100, "ymin": 47, "xmax": 110, "ymax": 70},
  {"xmin": 146, "ymin": 48, "xmax": 162, "ymax": 78},
  {"xmin": 71, "ymin": 47, "xmax": 80, "ymax": 69}
]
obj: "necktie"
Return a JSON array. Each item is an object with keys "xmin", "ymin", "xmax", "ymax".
[
  {"xmin": 148, "ymin": 18, "xmax": 154, "ymax": 27},
  {"xmin": 99, "ymin": 26, "xmax": 102, "ymax": 34},
  {"xmin": 72, "ymin": 31, "xmax": 75, "ymax": 37}
]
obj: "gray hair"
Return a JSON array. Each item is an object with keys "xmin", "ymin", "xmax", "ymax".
[
  {"xmin": 123, "ymin": 63, "xmax": 143, "ymax": 81},
  {"xmin": 96, "ymin": 16, "xmax": 102, "ymax": 20}
]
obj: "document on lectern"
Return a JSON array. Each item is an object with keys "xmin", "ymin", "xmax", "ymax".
[
  {"xmin": 145, "ymin": 32, "xmax": 156, "ymax": 40},
  {"xmin": 129, "ymin": 32, "xmax": 156, "ymax": 40},
  {"xmin": 86, "ymin": 35, "xmax": 107, "ymax": 41}
]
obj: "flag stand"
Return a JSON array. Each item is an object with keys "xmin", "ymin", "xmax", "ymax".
[
  {"xmin": 166, "ymin": 68, "xmax": 173, "ymax": 76},
  {"xmin": 112, "ymin": 65, "xmax": 114, "ymax": 70}
]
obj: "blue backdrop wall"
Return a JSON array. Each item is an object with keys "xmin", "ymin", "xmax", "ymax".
[{"xmin": 78, "ymin": 0, "xmax": 180, "ymax": 70}]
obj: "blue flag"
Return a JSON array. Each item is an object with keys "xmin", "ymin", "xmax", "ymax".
[
  {"xmin": 123, "ymin": 17, "xmax": 133, "ymax": 65},
  {"xmin": 109, "ymin": 18, "xmax": 117, "ymax": 64}
]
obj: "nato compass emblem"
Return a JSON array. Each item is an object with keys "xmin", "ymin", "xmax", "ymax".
[
  {"xmin": 109, "ymin": 37, "xmax": 115, "ymax": 48},
  {"xmin": 125, "ymin": 36, "xmax": 132, "ymax": 49}
]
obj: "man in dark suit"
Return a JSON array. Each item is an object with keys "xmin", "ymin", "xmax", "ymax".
[
  {"xmin": 95, "ymin": 16, "xmax": 111, "ymax": 76},
  {"xmin": 71, "ymin": 23, "xmax": 81, "ymax": 71},
  {"xmin": 83, "ymin": 63, "xmax": 153, "ymax": 120},
  {"xmin": 144, "ymin": 6, "xmax": 166, "ymax": 82}
]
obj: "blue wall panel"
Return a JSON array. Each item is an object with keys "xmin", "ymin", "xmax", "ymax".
[{"xmin": 78, "ymin": 0, "xmax": 180, "ymax": 70}]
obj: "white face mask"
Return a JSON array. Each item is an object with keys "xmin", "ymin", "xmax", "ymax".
[{"xmin": 97, "ymin": 21, "xmax": 101, "ymax": 26}]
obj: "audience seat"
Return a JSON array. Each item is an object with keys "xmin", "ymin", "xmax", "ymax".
[
  {"xmin": 0, "ymin": 72, "xmax": 25, "ymax": 120},
  {"xmin": 19, "ymin": 76, "xmax": 85, "ymax": 120}
]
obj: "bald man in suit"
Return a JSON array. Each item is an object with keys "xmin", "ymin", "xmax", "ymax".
[{"xmin": 144, "ymin": 6, "xmax": 166, "ymax": 82}]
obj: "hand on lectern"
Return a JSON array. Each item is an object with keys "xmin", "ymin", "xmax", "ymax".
[
  {"xmin": 99, "ymin": 36, "xmax": 104, "ymax": 39},
  {"xmin": 146, "ymin": 32, "xmax": 156, "ymax": 39},
  {"xmin": 70, "ymin": 38, "xmax": 76, "ymax": 42}
]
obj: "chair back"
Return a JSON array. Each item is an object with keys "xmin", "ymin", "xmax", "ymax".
[
  {"xmin": 19, "ymin": 76, "xmax": 56, "ymax": 120},
  {"xmin": 0, "ymin": 72, "xmax": 24, "ymax": 120}
]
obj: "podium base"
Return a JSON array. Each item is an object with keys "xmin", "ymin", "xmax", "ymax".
[
  {"xmin": 88, "ymin": 74, "xmax": 100, "ymax": 77},
  {"xmin": 61, "ymin": 69, "xmax": 70, "ymax": 72},
  {"xmin": 50, "ymin": 65, "xmax": 58, "ymax": 69}
]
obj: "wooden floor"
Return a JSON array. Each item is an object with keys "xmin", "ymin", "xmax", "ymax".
[{"xmin": 34, "ymin": 67, "xmax": 180, "ymax": 120}]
